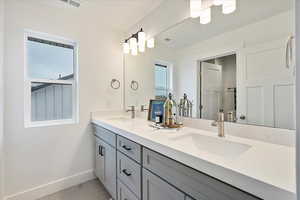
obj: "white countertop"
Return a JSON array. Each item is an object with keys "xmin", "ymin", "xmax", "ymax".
[{"xmin": 91, "ymin": 112, "xmax": 296, "ymax": 200}]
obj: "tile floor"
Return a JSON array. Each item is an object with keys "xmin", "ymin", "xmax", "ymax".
[{"xmin": 38, "ymin": 179, "xmax": 111, "ymax": 200}]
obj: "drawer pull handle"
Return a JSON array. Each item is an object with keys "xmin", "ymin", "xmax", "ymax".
[
  {"xmin": 122, "ymin": 169, "xmax": 132, "ymax": 176},
  {"xmin": 99, "ymin": 146, "xmax": 104, "ymax": 156},
  {"xmin": 98, "ymin": 145, "xmax": 105, "ymax": 157},
  {"xmin": 122, "ymin": 145, "xmax": 132, "ymax": 151}
]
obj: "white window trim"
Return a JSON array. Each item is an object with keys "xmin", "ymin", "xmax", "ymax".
[
  {"xmin": 154, "ymin": 60, "xmax": 174, "ymax": 96},
  {"xmin": 24, "ymin": 30, "xmax": 79, "ymax": 128}
]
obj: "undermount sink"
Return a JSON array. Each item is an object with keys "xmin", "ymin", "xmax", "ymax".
[{"xmin": 172, "ymin": 133, "xmax": 251, "ymax": 158}]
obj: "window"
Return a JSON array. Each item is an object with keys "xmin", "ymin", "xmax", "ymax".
[
  {"xmin": 24, "ymin": 31, "xmax": 78, "ymax": 127},
  {"xmin": 155, "ymin": 64, "xmax": 169, "ymax": 99}
]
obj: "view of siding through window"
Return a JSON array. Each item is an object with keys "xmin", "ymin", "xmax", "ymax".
[
  {"xmin": 27, "ymin": 37, "xmax": 75, "ymax": 122},
  {"xmin": 155, "ymin": 64, "xmax": 168, "ymax": 99}
]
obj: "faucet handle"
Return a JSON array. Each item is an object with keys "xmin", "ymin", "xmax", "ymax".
[
  {"xmin": 141, "ymin": 105, "xmax": 148, "ymax": 112},
  {"xmin": 211, "ymin": 121, "xmax": 218, "ymax": 127},
  {"xmin": 126, "ymin": 105, "xmax": 135, "ymax": 111}
]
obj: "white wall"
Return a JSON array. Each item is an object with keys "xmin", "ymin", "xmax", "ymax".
[
  {"xmin": 3, "ymin": 0, "xmax": 123, "ymax": 199},
  {"xmin": 127, "ymin": 0, "xmax": 189, "ymax": 38},
  {"xmin": 296, "ymin": 0, "xmax": 300, "ymax": 199},
  {"xmin": 0, "ymin": 0, "xmax": 4, "ymax": 199}
]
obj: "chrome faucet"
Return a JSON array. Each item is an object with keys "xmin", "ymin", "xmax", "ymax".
[
  {"xmin": 211, "ymin": 110, "xmax": 225, "ymax": 137},
  {"xmin": 140, "ymin": 105, "xmax": 148, "ymax": 112},
  {"xmin": 126, "ymin": 106, "xmax": 136, "ymax": 119}
]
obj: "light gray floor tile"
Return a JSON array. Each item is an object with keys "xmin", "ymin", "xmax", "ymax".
[{"xmin": 38, "ymin": 179, "xmax": 111, "ymax": 200}]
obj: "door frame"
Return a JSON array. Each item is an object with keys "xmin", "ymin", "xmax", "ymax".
[
  {"xmin": 196, "ymin": 50, "xmax": 238, "ymax": 119},
  {"xmin": 154, "ymin": 59, "xmax": 174, "ymax": 98},
  {"xmin": 200, "ymin": 62, "xmax": 223, "ymax": 120}
]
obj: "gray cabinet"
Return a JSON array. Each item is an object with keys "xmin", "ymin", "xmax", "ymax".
[
  {"xmin": 143, "ymin": 169, "xmax": 185, "ymax": 200},
  {"xmin": 94, "ymin": 125, "xmax": 116, "ymax": 147},
  {"xmin": 117, "ymin": 135, "xmax": 141, "ymax": 163},
  {"xmin": 118, "ymin": 180, "xmax": 139, "ymax": 200},
  {"xmin": 143, "ymin": 148, "xmax": 260, "ymax": 200},
  {"xmin": 185, "ymin": 196, "xmax": 194, "ymax": 200},
  {"xmin": 95, "ymin": 137, "xmax": 117, "ymax": 199},
  {"xmin": 94, "ymin": 124, "xmax": 261, "ymax": 200},
  {"xmin": 117, "ymin": 151, "xmax": 141, "ymax": 198}
]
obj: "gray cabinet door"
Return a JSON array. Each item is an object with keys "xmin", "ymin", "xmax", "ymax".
[
  {"xmin": 118, "ymin": 180, "xmax": 139, "ymax": 200},
  {"xmin": 143, "ymin": 169, "xmax": 185, "ymax": 200},
  {"xmin": 94, "ymin": 125, "xmax": 116, "ymax": 147},
  {"xmin": 95, "ymin": 137, "xmax": 105, "ymax": 181},
  {"xmin": 117, "ymin": 152, "xmax": 141, "ymax": 198},
  {"xmin": 95, "ymin": 137, "xmax": 117, "ymax": 199},
  {"xmin": 185, "ymin": 196, "xmax": 194, "ymax": 200}
]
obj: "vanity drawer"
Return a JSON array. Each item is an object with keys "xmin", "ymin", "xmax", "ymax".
[
  {"xmin": 94, "ymin": 125, "xmax": 116, "ymax": 147},
  {"xmin": 143, "ymin": 148, "xmax": 261, "ymax": 200},
  {"xmin": 117, "ymin": 135, "xmax": 141, "ymax": 163},
  {"xmin": 117, "ymin": 151, "xmax": 141, "ymax": 198},
  {"xmin": 118, "ymin": 179, "xmax": 139, "ymax": 200}
]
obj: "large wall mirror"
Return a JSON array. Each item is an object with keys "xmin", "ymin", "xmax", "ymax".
[{"xmin": 124, "ymin": 0, "xmax": 295, "ymax": 130}]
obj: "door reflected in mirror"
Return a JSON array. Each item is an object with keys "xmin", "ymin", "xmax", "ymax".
[{"xmin": 199, "ymin": 54, "xmax": 237, "ymax": 123}]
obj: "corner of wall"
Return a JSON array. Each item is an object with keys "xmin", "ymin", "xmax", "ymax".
[
  {"xmin": 296, "ymin": 0, "xmax": 299, "ymax": 199},
  {"xmin": 0, "ymin": 0, "xmax": 4, "ymax": 198}
]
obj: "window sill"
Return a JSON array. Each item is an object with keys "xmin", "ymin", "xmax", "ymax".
[{"xmin": 25, "ymin": 119, "xmax": 78, "ymax": 128}]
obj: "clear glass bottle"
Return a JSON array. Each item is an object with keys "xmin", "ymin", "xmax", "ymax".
[{"xmin": 164, "ymin": 93, "xmax": 177, "ymax": 127}]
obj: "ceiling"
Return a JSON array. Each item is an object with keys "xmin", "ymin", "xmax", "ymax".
[
  {"xmin": 157, "ymin": 0, "xmax": 294, "ymax": 49},
  {"xmin": 25, "ymin": 0, "xmax": 166, "ymax": 32}
]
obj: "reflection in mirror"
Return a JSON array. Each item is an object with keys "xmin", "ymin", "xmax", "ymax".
[
  {"xmin": 124, "ymin": 0, "xmax": 295, "ymax": 130},
  {"xmin": 155, "ymin": 64, "xmax": 168, "ymax": 98},
  {"xmin": 199, "ymin": 54, "xmax": 237, "ymax": 122}
]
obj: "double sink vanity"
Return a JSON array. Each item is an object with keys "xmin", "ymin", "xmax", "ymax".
[{"xmin": 91, "ymin": 112, "xmax": 295, "ymax": 200}]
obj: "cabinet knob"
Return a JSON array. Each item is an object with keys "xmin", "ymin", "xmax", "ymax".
[
  {"xmin": 122, "ymin": 145, "xmax": 132, "ymax": 151},
  {"xmin": 240, "ymin": 115, "xmax": 246, "ymax": 120},
  {"xmin": 122, "ymin": 169, "xmax": 132, "ymax": 176}
]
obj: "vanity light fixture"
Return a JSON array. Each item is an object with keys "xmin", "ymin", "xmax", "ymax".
[
  {"xmin": 190, "ymin": 0, "xmax": 236, "ymax": 24},
  {"xmin": 129, "ymin": 37, "xmax": 137, "ymax": 51},
  {"xmin": 200, "ymin": 7, "xmax": 211, "ymax": 24},
  {"xmin": 129, "ymin": 37, "xmax": 138, "ymax": 56},
  {"xmin": 222, "ymin": 0, "xmax": 236, "ymax": 14},
  {"xmin": 123, "ymin": 40, "xmax": 130, "ymax": 54},
  {"xmin": 190, "ymin": 0, "xmax": 202, "ymax": 18},
  {"xmin": 147, "ymin": 38, "xmax": 155, "ymax": 49},
  {"xmin": 138, "ymin": 30, "xmax": 146, "ymax": 52},
  {"xmin": 213, "ymin": 0, "xmax": 223, "ymax": 6},
  {"xmin": 123, "ymin": 28, "xmax": 155, "ymax": 55},
  {"xmin": 131, "ymin": 47, "xmax": 138, "ymax": 56}
]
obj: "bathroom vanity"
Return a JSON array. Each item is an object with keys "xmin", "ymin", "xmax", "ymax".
[{"xmin": 91, "ymin": 113, "xmax": 295, "ymax": 200}]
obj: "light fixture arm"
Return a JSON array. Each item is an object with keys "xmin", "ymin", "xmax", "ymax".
[
  {"xmin": 122, "ymin": 28, "xmax": 155, "ymax": 55},
  {"xmin": 124, "ymin": 28, "xmax": 144, "ymax": 43}
]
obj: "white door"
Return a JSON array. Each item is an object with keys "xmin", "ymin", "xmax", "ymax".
[
  {"xmin": 201, "ymin": 62, "xmax": 222, "ymax": 120},
  {"xmin": 237, "ymin": 38, "xmax": 295, "ymax": 129}
]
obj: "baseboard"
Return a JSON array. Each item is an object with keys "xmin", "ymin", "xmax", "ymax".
[{"xmin": 4, "ymin": 169, "xmax": 96, "ymax": 200}]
